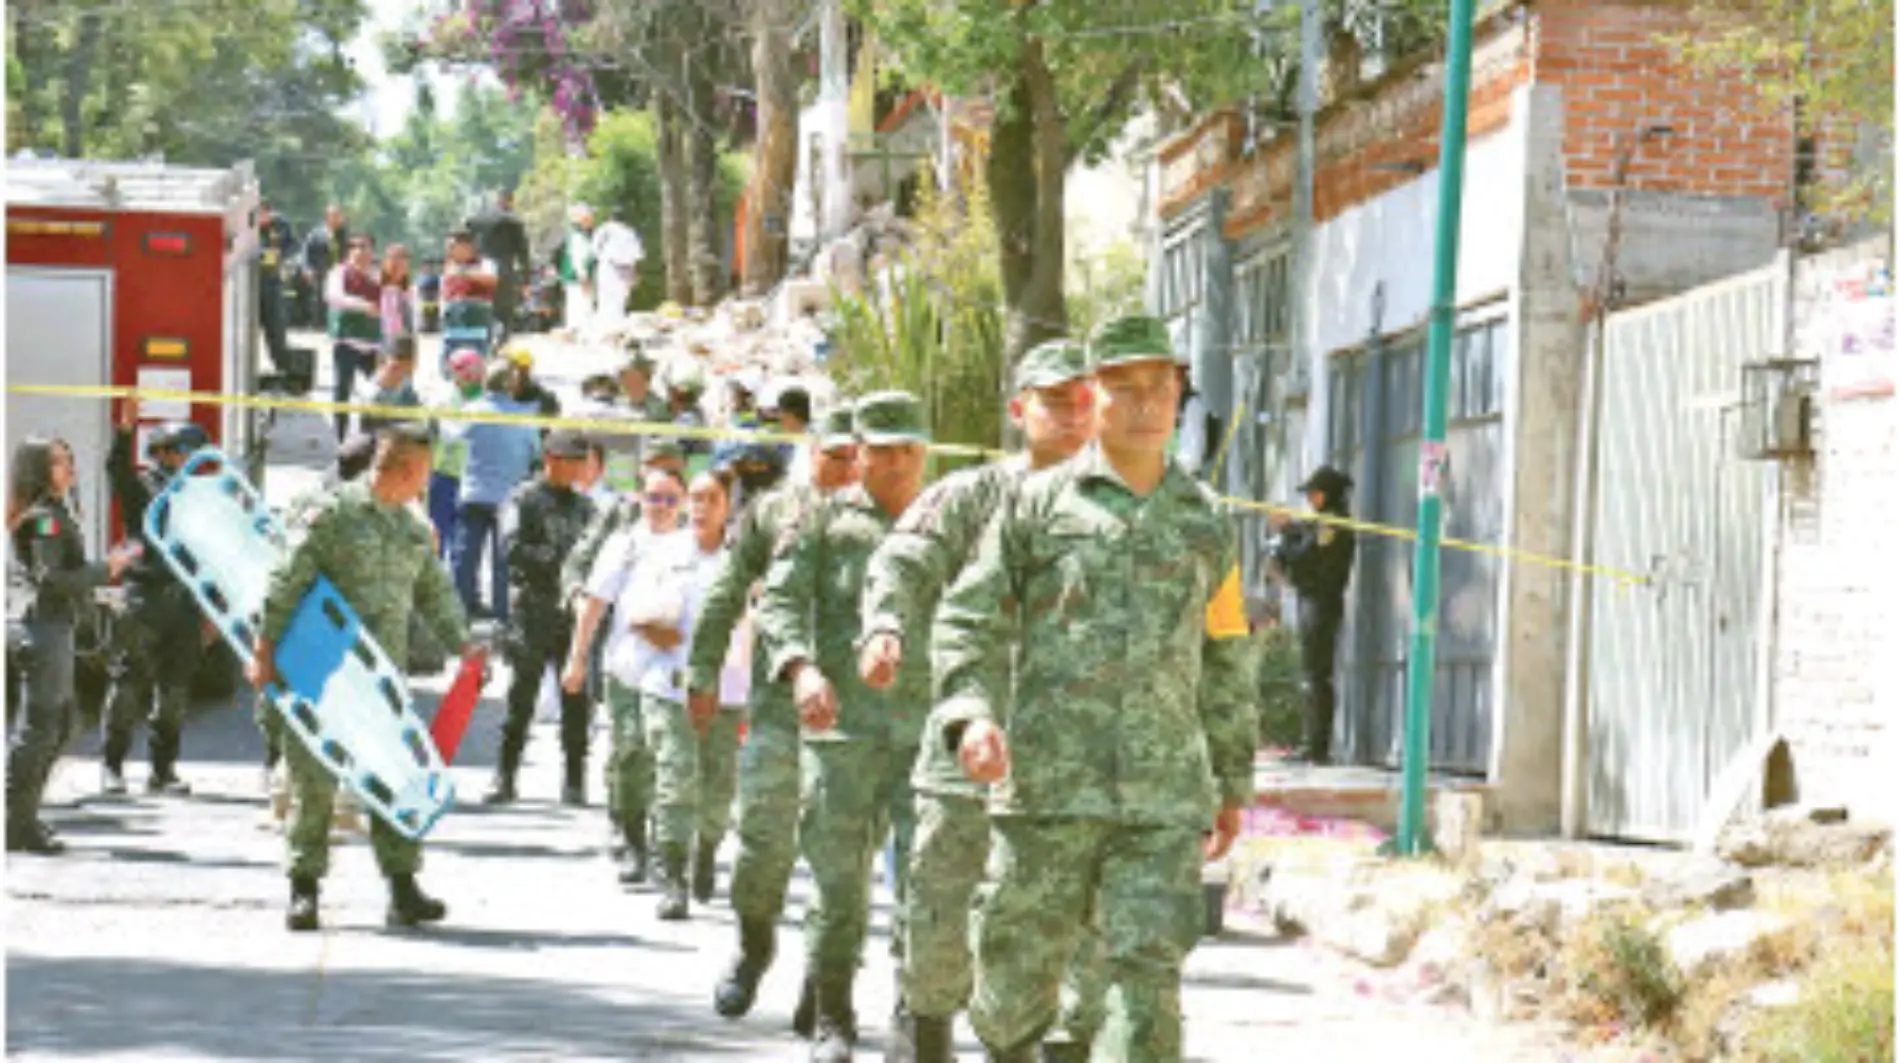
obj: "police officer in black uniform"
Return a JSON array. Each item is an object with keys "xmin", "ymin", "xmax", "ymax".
[
  {"xmin": 486, "ymin": 429, "xmax": 598, "ymax": 806},
  {"xmin": 1270, "ymin": 465, "xmax": 1357, "ymax": 765},
  {"xmin": 8, "ymin": 437, "xmax": 139, "ymax": 852},
  {"xmin": 101, "ymin": 402, "xmax": 211, "ymax": 796},
  {"xmin": 257, "ymin": 201, "xmax": 296, "ymax": 376}
]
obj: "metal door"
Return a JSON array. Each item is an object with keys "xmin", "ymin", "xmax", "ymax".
[
  {"xmin": 1584, "ymin": 261, "xmax": 1783, "ymax": 841},
  {"xmin": 7, "ymin": 268, "xmax": 115, "ymax": 552}
]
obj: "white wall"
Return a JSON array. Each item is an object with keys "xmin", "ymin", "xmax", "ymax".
[{"xmin": 1297, "ymin": 109, "xmax": 1529, "ymax": 467}]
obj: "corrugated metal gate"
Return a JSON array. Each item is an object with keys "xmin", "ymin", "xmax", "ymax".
[
  {"xmin": 1326, "ymin": 311, "xmax": 1509, "ymax": 775},
  {"xmin": 1584, "ymin": 259, "xmax": 1784, "ymax": 842}
]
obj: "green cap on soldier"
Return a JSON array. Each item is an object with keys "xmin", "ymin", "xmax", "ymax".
[
  {"xmin": 1089, "ymin": 314, "xmax": 1178, "ymax": 370},
  {"xmin": 622, "ymin": 339, "xmax": 656, "ymax": 374},
  {"xmin": 644, "ymin": 438, "xmax": 687, "ymax": 466},
  {"xmin": 819, "ymin": 405, "xmax": 857, "ymax": 450},
  {"xmin": 853, "ymin": 389, "xmax": 930, "ymax": 446},
  {"xmin": 1014, "ymin": 338, "xmax": 1091, "ymax": 392}
]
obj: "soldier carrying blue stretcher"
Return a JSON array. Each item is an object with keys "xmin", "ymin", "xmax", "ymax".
[{"xmin": 249, "ymin": 423, "xmax": 483, "ymax": 933}]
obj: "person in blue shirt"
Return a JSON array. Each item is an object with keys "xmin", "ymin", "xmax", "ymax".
[{"xmin": 439, "ymin": 363, "xmax": 541, "ymax": 623}]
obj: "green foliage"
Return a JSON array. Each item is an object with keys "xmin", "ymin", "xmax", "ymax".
[
  {"xmin": 1744, "ymin": 877, "xmax": 1895, "ymax": 1063},
  {"xmin": 515, "ymin": 107, "xmax": 748, "ymax": 311},
  {"xmin": 1667, "ymin": 0, "xmax": 1895, "ymax": 223},
  {"xmin": 826, "ymin": 178, "xmax": 1006, "ymax": 479},
  {"xmin": 1571, "ymin": 917, "xmax": 1685, "ymax": 1029},
  {"xmin": 6, "ymin": 0, "xmax": 371, "ymax": 225},
  {"xmin": 1066, "ymin": 239, "xmax": 1150, "ymax": 344},
  {"xmin": 1253, "ymin": 625, "xmax": 1305, "ymax": 750}
]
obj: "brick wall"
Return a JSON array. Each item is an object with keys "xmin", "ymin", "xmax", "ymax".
[
  {"xmin": 1772, "ymin": 240, "xmax": 1896, "ymax": 816},
  {"xmin": 1147, "ymin": 0, "xmax": 1804, "ymax": 244},
  {"xmin": 1532, "ymin": 0, "xmax": 1794, "ymax": 201}
]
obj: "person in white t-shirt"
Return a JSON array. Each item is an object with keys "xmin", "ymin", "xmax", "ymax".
[
  {"xmin": 592, "ymin": 208, "xmax": 645, "ymax": 341},
  {"xmin": 562, "ymin": 466, "xmax": 686, "ymax": 885}
]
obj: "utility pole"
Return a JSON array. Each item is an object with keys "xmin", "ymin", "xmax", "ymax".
[
  {"xmin": 1392, "ymin": 0, "xmax": 1478, "ymax": 857},
  {"xmin": 1278, "ymin": 0, "xmax": 1320, "ymax": 591}
]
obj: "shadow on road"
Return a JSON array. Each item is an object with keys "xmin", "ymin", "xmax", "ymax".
[{"xmin": 7, "ymin": 953, "xmax": 776, "ymax": 1061}]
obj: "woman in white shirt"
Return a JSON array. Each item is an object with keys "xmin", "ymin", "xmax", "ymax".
[{"xmin": 562, "ymin": 467, "xmax": 687, "ymax": 887}]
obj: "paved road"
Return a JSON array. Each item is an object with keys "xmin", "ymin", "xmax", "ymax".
[{"xmin": 6, "ymin": 330, "xmax": 1588, "ymax": 1062}]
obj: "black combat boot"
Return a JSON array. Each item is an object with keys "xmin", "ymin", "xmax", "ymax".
[
  {"xmin": 617, "ymin": 814, "xmax": 649, "ymax": 886},
  {"xmin": 1038, "ymin": 1039, "xmax": 1091, "ymax": 1063},
  {"xmin": 713, "ymin": 916, "xmax": 777, "ymax": 1018},
  {"xmin": 286, "ymin": 875, "xmax": 320, "ymax": 932},
  {"xmin": 7, "ymin": 818, "xmax": 63, "ymax": 855},
  {"xmin": 809, "ymin": 969, "xmax": 858, "ymax": 1063},
  {"xmin": 913, "ymin": 1015, "xmax": 955, "ymax": 1063},
  {"xmin": 561, "ymin": 753, "xmax": 586, "ymax": 807},
  {"xmin": 792, "ymin": 970, "xmax": 818, "ymax": 1038},
  {"xmin": 484, "ymin": 738, "xmax": 522, "ymax": 804},
  {"xmin": 386, "ymin": 873, "xmax": 448, "ymax": 927},
  {"xmin": 691, "ymin": 836, "xmax": 718, "ymax": 903},
  {"xmin": 656, "ymin": 842, "xmax": 690, "ymax": 921}
]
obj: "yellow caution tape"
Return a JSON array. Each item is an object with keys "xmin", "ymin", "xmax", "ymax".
[{"xmin": 6, "ymin": 381, "xmax": 1650, "ymax": 587}]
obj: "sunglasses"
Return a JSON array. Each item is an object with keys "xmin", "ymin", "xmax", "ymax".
[{"xmin": 644, "ymin": 493, "xmax": 682, "ymax": 507}]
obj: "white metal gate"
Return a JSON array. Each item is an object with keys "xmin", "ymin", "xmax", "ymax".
[{"xmin": 1584, "ymin": 257, "xmax": 1785, "ymax": 842}]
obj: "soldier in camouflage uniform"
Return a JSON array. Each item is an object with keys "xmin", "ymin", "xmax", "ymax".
[
  {"xmin": 931, "ymin": 316, "xmax": 1259, "ymax": 1063},
  {"xmin": 859, "ymin": 340, "xmax": 1107, "ymax": 1063},
  {"xmin": 700, "ymin": 408, "xmax": 861, "ymax": 1027},
  {"xmin": 757, "ymin": 392, "xmax": 933, "ymax": 1063},
  {"xmin": 600, "ymin": 343, "xmax": 674, "ymax": 496},
  {"xmin": 562, "ymin": 438, "xmax": 689, "ymax": 866},
  {"xmin": 486, "ymin": 429, "xmax": 598, "ymax": 806},
  {"xmin": 253, "ymin": 424, "xmax": 478, "ymax": 932}
]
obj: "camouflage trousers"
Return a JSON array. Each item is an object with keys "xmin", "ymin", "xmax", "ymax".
[
  {"xmin": 905, "ymin": 792, "xmax": 1108, "ymax": 1039},
  {"xmin": 284, "ymin": 727, "xmax": 420, "ymax": 880},
  {"xmin": 605, "ymin": 678, "xmax": 654, "ymax": 828},
  {"xmin": 644, "ymin": 695, "xmax": 742, "ymax": 851},
  {"xmin": 727, "ymin": 719, "xmax": 803, "ymax": 923},
  {"xmin": 800, "ymin": 738, "xmax": 918, "ymax": 972},
  {"xmin": 971, "ymin": 817, "xmax": 1203, "ymax": 1061}
]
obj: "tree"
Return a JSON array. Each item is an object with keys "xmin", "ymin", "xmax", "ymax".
[
  {"xmin": 1668, "ymin": 0, "xmax": 1895, "ymax": 225},
  {"xmin": 855, "ymin": 4, "xmax": 1277, "ymax": 361},
  {"xmin": 6, "ymin": 0, "xmax": 370, "ymax": 226},
  {"xmin": 859, "ymin": 2, "xmax": 1444, "ymax": 362},
  {"xmin": 742, "ymin": 0, "xmax": 806, "ymax": 296},
  {"xmin": 415, "ymin": 0, "xmax": 753, "ymax": 306}
]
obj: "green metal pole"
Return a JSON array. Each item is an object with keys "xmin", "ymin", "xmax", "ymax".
[{"xmin": 1394, "ymin": 0, "xmax": 1478, "ymax": 858}]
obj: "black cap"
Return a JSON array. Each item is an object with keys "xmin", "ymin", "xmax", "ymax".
[
  {"xmin": 1298, "ymin": 465, "xmax": 1354, "ymax": 497},
  {"xmin": 773, "ymin": 387, "xmax": 812, "ymax": 423},
  {"xmin": 543, "ymin": 428, "xmax": 589, "ymax": 459},
  {"xmin": 336, "ymin": 433, "xmax": 379, "ymax": 482}
]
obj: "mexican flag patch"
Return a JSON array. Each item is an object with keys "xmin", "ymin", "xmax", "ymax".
[{"xmin": 34, "ymin": 515, "xmax": 60, "ymax": 537}]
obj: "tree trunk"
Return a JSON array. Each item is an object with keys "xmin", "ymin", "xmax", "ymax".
[
  {"xmin": 986, "ymin": 41, "xmax": 1069, "ymax": 368},
  {"xmin": 742, "ymin": 0, "xmax": 799, "ymax": 296},
  {"xmin": 655, "ymin": 97, "xmax": 693, "ymax": 306},
  {"xmin": 59, "ymin": 10, "xmax": 105, "ymax": 158},
  {"xmin": 684, "ymin": 35, "xmax": 726, "ymax": 306}
]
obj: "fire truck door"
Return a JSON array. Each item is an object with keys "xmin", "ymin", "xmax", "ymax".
[{"xmin": 6, "ymin": 267, "xmax": 114, "ymax": 551}]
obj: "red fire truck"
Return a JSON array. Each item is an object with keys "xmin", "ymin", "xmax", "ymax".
[{"xmin": 5, "ymin": 157, "xmax": 265, "ymax": 552}]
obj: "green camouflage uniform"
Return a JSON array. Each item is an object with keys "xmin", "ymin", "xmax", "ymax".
[
  {"xmin": 261, "ymin": 481, "xmax": 470, "ymax": 881},
  {"xmin": 758, "ymin": 481, "xmax": 933, "ymax": 975},
  {"xmin": 863, "ymin": 455, "xmax": 1108, "ymax": 1038},
  {"xmin": 687, "ymin": 482, "xmax": 816, "ymax": 923},
  {"xmin": 931, "ymin": 443, "xmax": 1258, "ymax": 1059}
]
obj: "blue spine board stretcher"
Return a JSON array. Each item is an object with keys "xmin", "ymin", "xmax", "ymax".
[{"xmin": 141, "ymin": 448, "xmax": 455, "ymax": 839}]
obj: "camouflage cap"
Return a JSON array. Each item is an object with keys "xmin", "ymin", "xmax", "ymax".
[
  {"xmin": 853, "ymin": 390, "xmax": 930, "ymax": 446},
  {"xmin": 621, "ymin": 340, "xmax": 656, "ymax": 373},
  {"xmin": 1013, "ymin": 338, "xmax": 1091, "ymax": 392},
  {"xmin": 818, "ymin": 406, "xmax": 858, "ymax": 450},
  {"xmin": 644, "ymin": 437, "xmax": 687, "ymax": 466},
  {"xmin": 1089, "ymin": 314, "xmax": 1178, "ymax": 370},
  {"xmin": 543, "ymin": 428, "xmax": 589, "ymax": 459}
]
